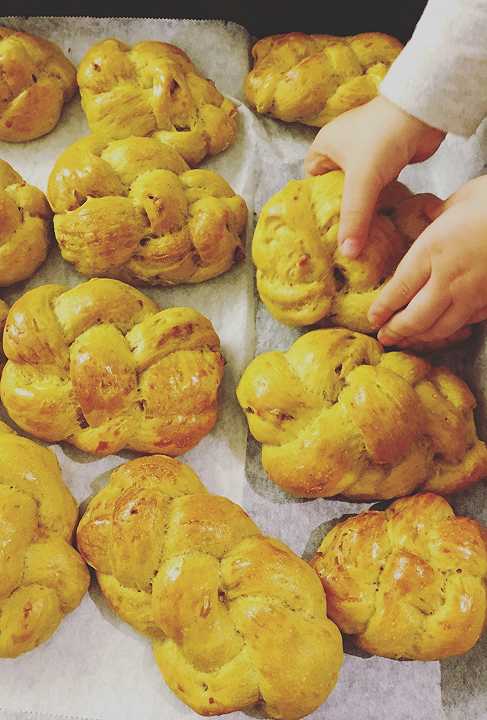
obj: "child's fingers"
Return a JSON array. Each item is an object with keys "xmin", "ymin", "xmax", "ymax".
[
  {"xmin": 409, "ymin": 301, "xmax": 477, "ymax": 344},
  {"xmin": 377, "ymin": 277, "xmax": 450, "ymax": 346},
  {"xmin": 304, "ymin": 125, "xmax": 340, "ymax": 176},
  {"xmin": 368, "ymin": 246, "xmax": 430, "ymax": 327},
  {"xmin": 304, "ymin": 151, "xmax": 338, "ymax": 177},
  {"xmin": 469, "ymin": 306, "xmax": 487, "ymax": 324},
  {"xmin": 338, "ymin": 166, "xmax": 384, "ymax": 258}
]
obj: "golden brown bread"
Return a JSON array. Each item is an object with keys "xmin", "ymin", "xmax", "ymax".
[
  {"xmin": 312, "ymin": 493, "xmax": 487, "ymax": 661},
  {"xmin": 245, "ymin": 32, "xmax": 402, "ymax": 126},
  {"xmin": 0, "ymin": 298, "xmax": 7, "ymax": 370},
  {"xmin": 237, "ymin": 328, "xmax": 487, "ymax": 499},
  {"xmin": 77, "ymin": 455, "xmax": 343, "ymax": 719},
  {"xmin": 0, "ymin": 278, "xmax": 224, "ymax": 456},
  {"xmin": 0, "ymin": 421, "xmax": 89, "ymax": 657},
  {"xmin": 0, "ymin": 26, "xmax": 76, "ymax": 142},
  {"xmin": 47, "ymin": 135, "xmax": 247, "ymax": 284},
  {"xmin": 253, "ymin": 171, "xmax": 437, "ymax": 331},
  {"xmin": 77, "ymin": 39, "xmax": 237, "ymax": 166},
  {"xmin": 0, "ymin": 159, "xmax": 51, "ymax": 286}
]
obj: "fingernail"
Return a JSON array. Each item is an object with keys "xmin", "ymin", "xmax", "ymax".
[
  {"xmin": 378, "ymin": 329, "xmax": 396, "ymax": 346},
  {"xmin": 340, "ymin": 238, "xmax": 360, "ymax": 259},
  {"xmin": 305, "ymin": 155, "xmax": 323, "ymax": 176}
]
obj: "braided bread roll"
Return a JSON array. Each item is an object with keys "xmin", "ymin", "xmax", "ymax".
[
  {"xmin": 253, "ymin": 171, "xmax": 437, "ymax": 331},
  {"xmin": 0, "ymin": 26, "xmax": 76, "ymax": 142},
  {"xmin": 0, "ymin": 278, "xmax": 224, "ymax": 456},
  {"xmin": 0, "ymin": 422, "xmax": 89, "ymax": 657},
  {"xmin": 78, "ymin": 39, "xmax": 237, "ymax": 166},
  {"xmin": 0, "ymin": 159, "xmax": 51, "ymax": 286},
  {"xmin": 312, "ymin": 493, "xmax": 487, "ymax": 660},
  {"xmin": 245, "ymin": 32, "xmax": 402, "ymax": 126},
  {"xmin": 47, "ymin": 135, "xmax": 247, "ymax": 285},
  {"xmin": 78, "ymin": 455, "xmax": 343, "ymax": 719},
  {"xmin": 237, "ymin": 328, "xmax": 487, "ymax": 500}
]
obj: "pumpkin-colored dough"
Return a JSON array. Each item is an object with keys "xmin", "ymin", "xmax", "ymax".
[
  {"xmin": 78, "ymin": 455, "xmax": 343, "ymax": 719},
  {"xmin": 237, "ymin": 328, "xmax": 487, "ymax": 499}
]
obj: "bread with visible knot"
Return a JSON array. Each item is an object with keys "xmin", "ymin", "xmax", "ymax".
[
  {"xmin": 237, "ymin": 328, "xmax": 487, "ymax": 499},
  {"xmin": 253, "ymin": 171, "xmax": 436, "ymax": 331},
  {"xmin": 0, "ymin": 278, "xmax": 224, "ymax": 456},
  {"xmin": 78, "ymin": 39, "xmax": 238, "ymax": 166},
  {"xmin": 312, "ymin": 493, "xmax": 487, "ymax": 660},
  {"xmin": 78, "ymin": 455, "xmax": 343, "ymax": 719},
  {"xmin": 245, "ymin": 32, "xmax": 402, "ymax": 126},
  {"xmin": 47, "ymin": 135, "xmax": 247, "ymax": 285}
]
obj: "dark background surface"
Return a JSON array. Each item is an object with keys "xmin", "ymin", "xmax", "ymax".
[{"xmin": 3, "ymin": 1, "xmax": 427, "ymax": 41}]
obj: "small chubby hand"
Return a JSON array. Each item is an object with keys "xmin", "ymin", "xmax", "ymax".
[
  {"xmin": 369, "ymin": 175, "xmax": 487, "ymax": 346},
  {"xmin": 304, "ymin": 95, "xmax": 445, "ymax": 258}
]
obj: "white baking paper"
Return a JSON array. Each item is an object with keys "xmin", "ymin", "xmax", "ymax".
[
  {"xmin": 0, "ymin": 16, "xmax": 257, "ymax": 720},
  {"xmin": 243, "ymin": 113, "xmax": 487, "ymax": 720},
  {"xmin": 1, "ymin": 15, "xmax": 487, "ymax": 720}
]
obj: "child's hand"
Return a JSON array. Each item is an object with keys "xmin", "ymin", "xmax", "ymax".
[
  {"xmin": 369, "ymin": 175, "xmax": 487, "ymax": 346},
  {"xmin": 304, "ymin": 96, "xmax": 445, "ymax": 258}
]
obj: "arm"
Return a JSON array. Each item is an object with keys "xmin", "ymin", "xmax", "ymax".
[
  {"xmin": 305, "ymin": 0, "xmax": 487, "ymax": 258},
  {"xmin": 381, "ymin": 0, "xmax": 487, "ymax": 137}
]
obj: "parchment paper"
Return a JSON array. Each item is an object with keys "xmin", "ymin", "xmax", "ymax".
[
  {"xmin": 1, "ymin": 14, "xmax": 487, "ymax": 720},
  {"xmin": 243, "ymin": 111, "xmax": 487, "ymax": 720},
  {"xmin": 0, "ymin": 16, "xmax": 258, "ymax": 720}
]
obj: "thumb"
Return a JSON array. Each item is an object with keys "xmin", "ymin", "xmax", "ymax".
[{"xmin": 338, "ymin": 167, "xmax": 384, "ymax": 259}]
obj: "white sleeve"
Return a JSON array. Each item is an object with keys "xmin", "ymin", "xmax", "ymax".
[{"xmin": 380, "ymin": 0, "xmax": 487, "ymax": 136}]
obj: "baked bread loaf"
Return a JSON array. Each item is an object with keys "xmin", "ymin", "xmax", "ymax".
[
  {"xmin": 0, "ymin": 159, "xmax": 51, "ymax": 286},
  {"xmin": 0, "ymin": 278, "xmax": 224, "ymax": 456},
  {"xmin": 78, "ymin": 455, "xmax": 343, "ymax": 719},
  {"xmin": 237, "ymin": 328, "xmax": 487, "ymax": 499},
  {"xmin": 254, "ymin": 171, "xmax": 435, "ymax": 330},
  {"xmin": 0, "ymin": 26, "xmax": 76, "ymax": 142},
  {"xmin": 47, "ymin": 135, "xmax": 247, "ymax": 284},
  {"xmin": 312, "ymin": 493, "xmax": 487, "ymax": 660},
  {"xmin": 0, "ymin": 421, "xmax": 89, "ymax": 657},
  {"xmin": 0, "ymin": 299, "xmax": 7, "ymax": 370},
  {"xmin": 245, "ymin": 32, "xmax": 402, "ymax": 126},
  {"xmin": 78, "ymin": 39, "xmax": 237, "ymax": 166}
]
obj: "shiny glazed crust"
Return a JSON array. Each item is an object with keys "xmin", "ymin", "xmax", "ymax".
[
  {"xmin": 0, "ymin": 278, "xmax": 224, "ymax": 456},
  {"xmin": 0, "ymin": 159, "xmax": 51, "ymax": 286},
  {"xmin": 253, "ymin": 171, "xmax": 436, "ymax": 331},
  {"xmin": 237, "ymin": 328, "xmax": 487, "ymax": 499},
  {"xmin": 0, "ymin": 422, "xmax": 89, "ymax": 657},
  {"xmin": 47, "ymin": 135, "xmax": 247, "ymax": 285},
  {"xmin": 78, "ymin": 38, "xmax": 238, "ymax": 165},
  {"xmin": 77, "ymin": 455, "xmax": 343, "ymax": 719},
  {"xmin": 245, "ymin": 31, "xmax": 402, "ymax": 126},
  {"xmin": 312, "ymin": 493, "xmax": 487, "ymax": 660},
  {"xmin": 0, "ymin": 26, "xmax": 76, "ymax": 142}
]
